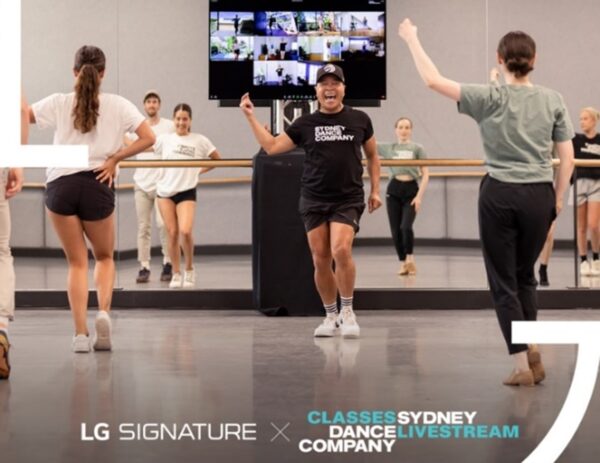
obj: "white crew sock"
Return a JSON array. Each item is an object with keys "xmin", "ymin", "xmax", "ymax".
[
  {"xmin": 340, "ymin": 296, "xmax": 353, "ymax": 313},
  {"xmin": 324, "ymin": 301, "xmax": 337, "ymax": 319}
]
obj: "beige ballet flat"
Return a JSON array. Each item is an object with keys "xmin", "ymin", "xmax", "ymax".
[
  {"xmin": 503, "ymin": 369, "xmax": 535, "ymax": 387},
  {"xmin": 528, "ymin": 344, "xmax": 546, "ymax": 384}
]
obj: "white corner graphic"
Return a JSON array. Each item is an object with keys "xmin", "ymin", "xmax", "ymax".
[
  {"xmin": 1, "ymin": 1, "xmax": 88, "ymax": 168},
  {"xmin": 513, "ymin": 321, "xmax": 600, "ymax": 463}
]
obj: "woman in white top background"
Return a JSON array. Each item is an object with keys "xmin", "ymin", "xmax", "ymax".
[
  {"xmin": 156, "ymin": 103, "xmax": 221, "ymax": 289},
  {"xmin": 29, "ymin": 46, "xmax": 155, "ymax": 353}
]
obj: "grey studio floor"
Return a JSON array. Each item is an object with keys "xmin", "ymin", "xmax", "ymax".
[
  {"xmin": 4, "ymin": 246, "xmax": 600, "ymax": 463},
  {"xmin": 2, "ymin": 310, "xmax": 600, "ymax": 463}
]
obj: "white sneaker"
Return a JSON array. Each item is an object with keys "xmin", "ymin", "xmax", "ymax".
[
  {"xmin": 183, "ymin": 269, "xmax": 195, "ymax": 288},
  {"xmin": 314, "ymin": 317, "xmax": 339, "ymax": 337},
  {"xmin": 580, "ymin": 260, "xmax": 597, "ymax": 277},
  {"xmin": 338, "ymin": 309, "xmax": 360, "ymax": 339},
  {"xmin": 72, "ymin": 334, "xmax": 90, "ymax": 353},
  {"xmin": 93, "ymin": 311, "xmax": 112, "ymax": 351},
  {"xmin": 592, "ymin": 260, "xmax": 600, "ymax": 275},
  {"xmin": 169, "ymin": 272, "xmax": 183, "ymax": 288}
]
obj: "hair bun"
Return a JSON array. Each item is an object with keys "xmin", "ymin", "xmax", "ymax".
[
  {"xmin": 505, "ymin": 57, "xmax": 533, "ymax": 78},
  {"xmin": 497, "ymin": 31, "xmax": 536, "ymax": 78}
]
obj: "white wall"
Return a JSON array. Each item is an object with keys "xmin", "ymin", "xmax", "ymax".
[{"xmin": 19, "ymin": 0, "xmax": 595, "ymax": 249}]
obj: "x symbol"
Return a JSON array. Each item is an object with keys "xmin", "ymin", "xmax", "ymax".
[{"xmin": 270, "ymin": 422, "xmax": 291, "ymax": 442}]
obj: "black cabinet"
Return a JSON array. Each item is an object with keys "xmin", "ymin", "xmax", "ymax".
[{"xmin": 252, "ymin": 151, "xmax": 322, "ymax": 316}]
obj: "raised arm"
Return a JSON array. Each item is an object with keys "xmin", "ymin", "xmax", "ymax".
[
  {"xmin": 363, "ymin": 136, "xmax": 382, "ymax": 213},
  {"xmin": 554, "ymin": 140, "xmax": 575, "ymax": 214},
  {"xmin": 490, "ymin": 67, "xmax": 501, "ymax": 86},
  {"xmin": 398, "ymin": 19, "xmax": 461, "ymax": 102},
  {"xmin": 239, "ymin": 92, "xmax": 296, "ymax": 155}
]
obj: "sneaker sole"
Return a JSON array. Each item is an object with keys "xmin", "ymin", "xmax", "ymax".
[
  {"xmin": 73, "ymin": 345, "xmax": 91, "ymax": 354},
  {"xmin": 314, "ymin": 331, "xmax": 337, "ymax": 337},
  {"xmin": 314, "ymin": 325, "xmax": 340, "ymax": 337},
  {"xmin": 93, "ymin": 317, "xmax": 112, "ymax": 351},
  {"xmin": 160, "ymin": 275, "xmax": 173, "ymax": 282}
]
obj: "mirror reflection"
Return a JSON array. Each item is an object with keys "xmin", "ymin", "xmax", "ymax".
[
  {"xmin": 572, "ymin": 107, "xmax": 600, "ymax": 288},
  {"xmin": 18, "ymin": 0, "xmax": 587, "ymax": 293}
]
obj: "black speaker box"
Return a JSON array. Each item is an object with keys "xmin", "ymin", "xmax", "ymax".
[{"xmin": 252, "ymin": 150, "xmax": 322, "ymax": 316}]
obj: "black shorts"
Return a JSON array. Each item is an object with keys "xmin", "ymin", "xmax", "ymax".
[
  {"xmin": 45, "ymin": 171, "xmax": 114, "ymax": 221},
  {"xmin": 298, "ymin": 196, "xmax": 365, "ymax": 233},
  {"xmin": 159, "ymin": 188, "xmax": 197, "ymax": 205}
]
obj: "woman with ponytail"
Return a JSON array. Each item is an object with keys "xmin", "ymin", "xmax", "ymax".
[
  {"xmin": 398, "ymin": 21, "xmax": 575, "ymax": 386},
  {"xmin": 29, "ymin": 45, "xmax": 155, "ymax": 353}
]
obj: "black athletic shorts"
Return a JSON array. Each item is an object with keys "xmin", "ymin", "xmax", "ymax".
[
  {"xmin": 45, "ymin": 171, "xmax": 115, "ymax": 221},
  {"xmin": 298, "ymin": 196, "xmax": 365, "ymax": 233},
  {"xmin": 159, "ymin": 188, "xmax": 197, "ymax": 205}
]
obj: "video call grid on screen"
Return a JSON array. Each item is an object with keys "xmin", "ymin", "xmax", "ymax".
[{"xmin": 208, "ymin": 0, "xmax": 386, "ymax": 101}]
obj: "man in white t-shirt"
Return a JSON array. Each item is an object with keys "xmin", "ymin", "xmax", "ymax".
[{"xmin": 125, "ymin": 91, "xmax": 175, "ymax": 283}]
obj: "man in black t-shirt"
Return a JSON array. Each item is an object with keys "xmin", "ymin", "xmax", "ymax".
[{"xmin": 240, "ymin": 63, "xmax": 382, "ymax": 339}]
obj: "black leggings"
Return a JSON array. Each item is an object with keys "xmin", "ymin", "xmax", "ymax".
[
  {"xmin": 386, "ymin": 179, "xmax": 418, "ymax": 261},
  {"xmin": 478, "ymin": 175, "xmax": 555, "ymax": 355}
]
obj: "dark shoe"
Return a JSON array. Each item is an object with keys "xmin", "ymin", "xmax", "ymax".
[
  {"xmin": 528, "ymin": 344, "xmax": 546, "ymax": 384},
  {"xmin": 160, "ymin": 263, "xmax": 173, "ymax": 282},
  {"xmin": 0, "ymin": 333, "xmax": 10, "ymax": 379},
  {"xmin": 539, "ymin": 268, "xmax": 549, "ymax": 287},
  {"xmin": 136, "ymin": 267, "xmax": 151, "ymax": 283},
  {"xmin": 503, "ymin": 369, "xmax": 535, "ymax": 387}
]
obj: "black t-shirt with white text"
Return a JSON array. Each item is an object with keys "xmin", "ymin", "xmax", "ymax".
[
  {"xmin": 574, "ymin": 133, "xmax": 600, "ymax": 179},
  {"xmin": 285, "ymin": 106, "xmax": 374, "ymax": 202}
]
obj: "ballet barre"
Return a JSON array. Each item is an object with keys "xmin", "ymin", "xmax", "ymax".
[{"xmin": 116, "ymin": 158, "xmax": 600, "ymax": 168}]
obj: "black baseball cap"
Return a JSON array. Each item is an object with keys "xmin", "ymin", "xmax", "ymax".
[{"xmin": 316, "ymin": 63, "xmax": 345, "ymax": 83}]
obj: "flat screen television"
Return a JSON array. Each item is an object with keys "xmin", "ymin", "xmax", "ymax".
[{"xmin": 209, "ymin": 0, "xmax": 386, "ymax": 102}]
